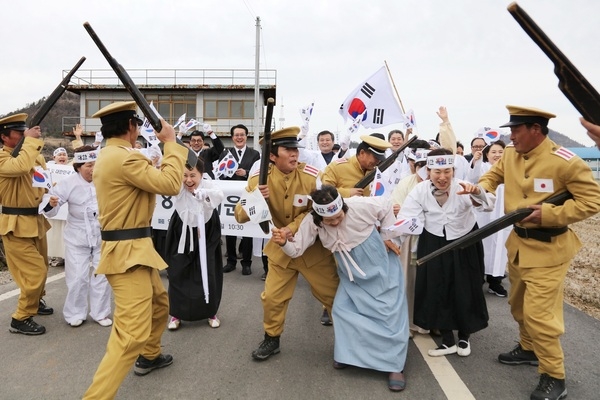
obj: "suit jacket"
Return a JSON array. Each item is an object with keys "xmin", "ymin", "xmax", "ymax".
[
  {"xmin": 219, "ymin": 146, "xmax": 260, "ymax": 181},
  {"xmin": 195, "ymin": 136, "xmax": 225, "ymax": 179}
]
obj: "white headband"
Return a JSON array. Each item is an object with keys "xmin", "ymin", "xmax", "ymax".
[
  {"xmin": 312, "ymin": 194, "xmax": 344, "ymax": 217},
  {"xmin": 427, "ymin": 154, "xmax": 454, "ymax": 169},
  {"xmin": 74, "ymin": 150, "xmax": 99, "ymax": 163},
  {"xmin": 53, "ymin": 147, "xmax": 67, "ymax": 157}
]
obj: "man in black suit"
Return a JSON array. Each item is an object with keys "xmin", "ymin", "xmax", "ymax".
[
  {"xmin": 189, "ymin": 126, "xmax": 225, "ymax": 179},
  {"xmin": 220, "ymin": 124, "xmax": 260, "ymax": 275}
]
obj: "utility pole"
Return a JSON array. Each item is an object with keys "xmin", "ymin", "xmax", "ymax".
[{"xmin": 253, "ymin": 16, "xmax": 261, "ymax": 152}]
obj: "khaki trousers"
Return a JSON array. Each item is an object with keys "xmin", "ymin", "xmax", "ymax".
[
  {"xmin": 3, "ymin": 233, "xmax": 48, "ymax": 320},
  {"xmin": 508, "ymin": 259, "xmax": 570, "ymax": 379},
  {"xmin": 83, "ymin": 266, "xmax": 169, "ymax": 400},
  {"xmin": 262, "ymin": 257, "xmax": 339, "ymax": 337}
]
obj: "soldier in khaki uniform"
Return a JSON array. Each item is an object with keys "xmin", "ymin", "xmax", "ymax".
[
  {"xmin": 83, "ymin": 102, "xmax": 187, "ymax": 400},
  {"xmin": 321, "ymin": 134, "xmax": 392, "ymax": 198},
  {"xmin": 0, "ymin": 113, "xmax": 55, "ymax": 336},
  {"xmin": 479, "ymin": 105, "xmax": 600, "ymax": 400},
  {"xmin": 234, "ymin": 126, "xmax": 339, "ymax": 361}
]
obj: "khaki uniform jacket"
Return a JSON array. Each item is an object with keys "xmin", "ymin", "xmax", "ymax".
[
  {"xmin": 0, "ymin": 137, "xmax": 50, "ymax": 238},
  {"xmin": 234, "ymin": 163, "xmax": 332, "ymax": 269},
  {"xmin": 479, "ymin": 137, "xmax": 600, "ymax": 267},
  {"xmin": 93, "ymin": 138, "xmax": 187, "ymax": 275},
  {"xmin": 321, "ymin": 155, "xmax": 371, "ymax": 197}
]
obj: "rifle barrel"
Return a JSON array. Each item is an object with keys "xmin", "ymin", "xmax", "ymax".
[{"xmin": 508, "ymin": 2, "xmax": 600, "ymax": 124}]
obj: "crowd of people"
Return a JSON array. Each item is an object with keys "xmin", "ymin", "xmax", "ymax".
[{"xmin": 1, "ymin": 102, "xmax": 599, "ymax": 400}]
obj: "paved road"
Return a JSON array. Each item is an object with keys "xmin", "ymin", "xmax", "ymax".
[{"xmin": 1, "ymin": 257, "xmax": 599, "ymax": 400}]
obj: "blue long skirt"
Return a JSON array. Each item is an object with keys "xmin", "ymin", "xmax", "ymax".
[{"xmin": 332, "ymin": 228, "xmax": 409, "ymax": 372}]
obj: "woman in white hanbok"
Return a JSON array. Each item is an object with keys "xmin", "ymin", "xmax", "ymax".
[
  {"xmin": 271, "ymin": 185, "xmax": 409, "ymax": 392},
  {"xmin": 45, "ymin": 146, "xmax": 112, "ymax": 327},
  {"xmin": 466, "ymin": 140, "xmax": 509, "ymax": 296}
]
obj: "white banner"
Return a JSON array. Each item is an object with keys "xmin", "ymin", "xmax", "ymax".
[{"xmin": 151, "ymin": 180, "xmax": 270, "ymax": 239}]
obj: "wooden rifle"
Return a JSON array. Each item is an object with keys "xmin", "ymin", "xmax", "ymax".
[
  {"xmin": 11, "ymin": 56, "xmax": 86, "ymax": 157},
  {"xmin": 258, "ymin": 97, "xmax": 275, "ymax": 234},
  {"xmin": 508, "ymin": 2, "xmax": 600, "ymax": 124},
  {"xmin": 83, "ymin": 22, "xmax": 197, "ymax": 169},
  {"xmin": 415, "ymin": 191, "xmax": 573, "ymax": 266},
  {"xmin": 354, "ymin": 135, "xmax": 417, "ymax": 189}
]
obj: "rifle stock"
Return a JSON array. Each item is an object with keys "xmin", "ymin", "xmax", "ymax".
[
  {"xmin": 354, "ymin": 135, "xmax": 418, "ymax": 189},
  {"xmin": 415, "ymin": 190, "xmax": 573, "ymax": 266},
  {"xmin": 508, "ymin": 2, "xmax": 600, "ymax": 124},
  {"xmin": 11, "ymin": 56, "xmax": 87, "ymax": 157},
  {"xmin": 83, "ymin": 22, "xmax": 197, "ymax": 168},
  {"xmin": 258, "ymin": 97, "xmax": 275, "ymax": 234}
]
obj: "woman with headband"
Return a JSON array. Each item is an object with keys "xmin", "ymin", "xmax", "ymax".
[{"xmin": 271, "ymin": 185, "xmax": 409, "ymax": 392}]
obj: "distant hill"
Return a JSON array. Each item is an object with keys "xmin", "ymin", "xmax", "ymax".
[
  {"xmin": 0, "ymin": 91, "xmax": 79, "ymax": 138},
  {"xmin": 499, "ymin": 128, "xmax": 585, "ymax": 148}
]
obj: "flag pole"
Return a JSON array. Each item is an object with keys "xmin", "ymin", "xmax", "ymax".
[{"xmin": 384, "ymin": 60, "xmax": 406, "ymax": 114}]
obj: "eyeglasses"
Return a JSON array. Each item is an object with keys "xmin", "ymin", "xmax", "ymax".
[
  {"xmin": 190, "ymin": 139, "xmax": 203, "ymax": 143},
  {"xmin": 471, "ymin": 145, "xmax": 485, "ymax": 150}
]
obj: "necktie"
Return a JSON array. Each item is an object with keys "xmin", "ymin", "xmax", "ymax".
[{"xmin": 238, "ymin": 149, "xmax": 242, "ymax": 157}]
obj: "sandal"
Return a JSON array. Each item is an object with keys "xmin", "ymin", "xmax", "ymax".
[{"xmin": 388, "ymin": 371, "xmax": 406, "ymax": 392}]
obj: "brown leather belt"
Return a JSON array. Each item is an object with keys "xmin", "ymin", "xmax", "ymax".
[
  {"xmin": 1, "ymin": 206, "xmax": 39, "ymax": 216},
  {"xmin": 513, "ymin": 225, "xmax": 567, "ymax": 243},
  {"xmin": 101, "ymin": 227, "xmax": 152, "ymax": 241}
]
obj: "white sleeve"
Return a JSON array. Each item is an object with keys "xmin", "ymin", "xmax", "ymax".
[{"xmin": 280, "ymin": 216, "xmax": 319, "ymax": 258}]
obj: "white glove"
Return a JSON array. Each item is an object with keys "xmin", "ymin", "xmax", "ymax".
[
  {"xmin": 338, "ymin": 131, "xmax": 351, "ymax": 151},
  {"xmin": 203, "ymin": 123, "xmax": 212, "ymax": 133},
  {"xmin": 95, "ymin": 131, "xmax": 104, "ymax": 144}
]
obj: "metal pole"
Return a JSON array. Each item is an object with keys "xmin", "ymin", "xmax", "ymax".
[{"xmin": 253, "ymin": 17, "xmax": 261, "ymax": 152}]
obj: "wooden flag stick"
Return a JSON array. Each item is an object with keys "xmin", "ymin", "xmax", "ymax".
[{"xmin": 384, "ymin": 60, "xmax": 406, "ymax": 115}]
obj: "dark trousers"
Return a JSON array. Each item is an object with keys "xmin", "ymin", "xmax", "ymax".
[{"xmin": 225, "ymin": 236, "xmax": 252, "ymax": 267}]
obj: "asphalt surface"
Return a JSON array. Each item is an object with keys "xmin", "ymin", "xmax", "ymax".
[{"xmin": 1, "ymin": 256, "xmax": 599, "ymax": 400}]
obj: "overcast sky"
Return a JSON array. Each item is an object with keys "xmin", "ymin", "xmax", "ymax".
[{"xmin": 1, "ymin": 0, "xmax": 599, "ymax": 147}]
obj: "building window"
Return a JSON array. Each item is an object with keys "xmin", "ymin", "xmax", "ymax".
[
  {"xmin": 204, "ymin": 100, "xmax": 254, "ymax": 119},
  {"xmin": 86, "ymin": 99, "xmax": 116, "ymax": 117},
  {"xmin": 145, "ymin": 94, "xmax": 196, "ymax": 123}
]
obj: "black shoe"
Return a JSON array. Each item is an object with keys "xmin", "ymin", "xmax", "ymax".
[
  {"xmin": 223, "ymin": 263, "xmax": 236, "ymax": 273},
  {"xmin": 38, "ymin": 299, "xmax": 54, "ymax": 315},
  {"xmin": 134, "ymin": 354, "xmax": 173, "ymax": 376},
  {"xmin": 530, "ymin": 373, "xmax": 567, "ymax": 400},
  {"xmin": 9, "ymin": 317, "xmax": 46, "ymax": 335},
  {"xmin": 252, "ymin": 334, "xmax": 280, "ymax": 361},
  {"xmin": 498, "ymin": 343, "xmax": 539, "ymax": 366},
  {"xmin": 261, "ymin": 272, "xmax": 267, "ymax": 281},
  {"xmin": 242, "ymin": 265, "xmax": 252, "ymax": 275},
  {"xmin": 320, "ymin": 309, "xmax": 332, "ymax": 326},
  {"xmin": 488, "ymin": 284, "xmax": 508, "ymax": 297}
]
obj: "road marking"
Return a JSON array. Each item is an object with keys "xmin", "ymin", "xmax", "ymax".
[
  {"xmin": 0, "ymin": 272, "xmax": 65, "ymax": 302},
  {"xmin": 412, "ymin": 334, "xmax": 476, "ymax": 400}
]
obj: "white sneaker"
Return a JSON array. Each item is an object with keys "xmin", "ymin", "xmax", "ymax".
[
  {"xmin": 428, "ymin": 344, "xmax": 457, "ymax": 357},
  {"xmin": 96, "ymin": 318, "xmax": 113, "ymax": 327},
  {"xmin": 208, "ymin": 316, "xmax": 220, "ymax": 328},
  {"xmin": 69, "ymin": 319, "xmax": 84, "ymax": 327},
  {"xmin": 457, "ymin": 340, "xmax": 471, "ymax": 357},
  {"xmin": 167, "ymin": 317, "xmax": 180, "ymax": 330}
]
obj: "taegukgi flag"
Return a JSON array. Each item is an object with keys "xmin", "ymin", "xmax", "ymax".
[
  {"xmin": 339, "ymin": 66, "xmax": 405, "ymax": 128},
  {"xmin": 214, "ymin": 150, "xmax": 239, "ymax": 179}
]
